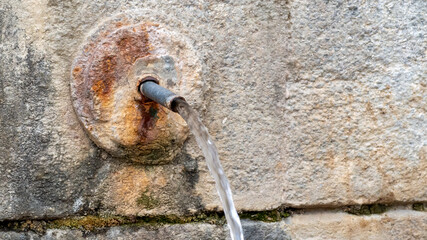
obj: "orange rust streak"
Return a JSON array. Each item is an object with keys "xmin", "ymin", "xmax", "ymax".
[
  {"xmin": 117, "ymin": 26, "xmax": 151, "ymax": 65},
  {"xmin": 90, "ymin": 55, "xmax": 117, "ymax": 96},
  {"xmin": 138, "ymin": 102, "xmax": 159, "ymax": 139},
  {"xmin": 80, "ymin": 23, "xmax": 168, "ymax": 147},
  {"xmin": 118, "ymin": 96, "xmax": 170, "ymax": 146}
]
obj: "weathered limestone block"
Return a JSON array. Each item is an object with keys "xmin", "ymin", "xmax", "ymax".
[
  {"xmin": 0, "ymin": 0, "xmax": 426, "ymax": 221},
  {"xmin": 278, "ymin": 0, "xmax": 427, "ymax": 208},
  {"xmin": 195, "ymin": 0, "xmax": 427, "ymax": 210},
  {"xmin": 0, "ymin": 0, "xmax": 101, "ymax": 220},
  {"xmin": 288, "ymin": 209, "xmax": 427, "ymax": 239}
]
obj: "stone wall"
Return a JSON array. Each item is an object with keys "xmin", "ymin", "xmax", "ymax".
[{"xmin": 0, "ymin": 0, "xmax": 426, "ymax": 239}]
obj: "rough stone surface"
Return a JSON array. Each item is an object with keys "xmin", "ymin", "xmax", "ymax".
[
  {"xmin": 0, "ymin": 0, "xmax": 426, "ymax": 227},
  {"xmin": 0, "ymin": 0, "xmax": 102, "ymax": 220},
  {"xmin": 0, "ymin": 220, "xmax": 290, "ymax": 240},
  {"xmin": 288, "ymin": 209, "xmax": 427, "ymax": 239},
  {"xmin": 279, "ymin": 0, "xmax": 427, "ymax": 208},
  {"xmin": 0, "ymin": 210, "xmax": 426, "ymax": 239}
]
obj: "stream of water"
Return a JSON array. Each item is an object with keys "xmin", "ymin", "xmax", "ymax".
[{"xmin": 174, "ymin": 99, "xmax": 244, "ymax": 240}]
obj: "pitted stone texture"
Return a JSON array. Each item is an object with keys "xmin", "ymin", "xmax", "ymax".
[
  {"xmin": 71, "ymin": 15, "xmax": 202, "ymax": 163},
  {"xmin": 195, "ymin": 0, "xmax": 427, "ymax": 211},
  {"xmin": 99, "ymin": 154, "xmax": 204, "ymax": 216},
  {"xmin": 288, "ymin": 209, "xmax": 427, "ymax": 240},
  {"xmin": 1, "ymin": 0, "xmax": 426, "ymax": 221},
  {"xmin": 279, "ymin": 0, "xmax": 427, "ymax": 207},
  {"xmin": 0, "ymin": 1, "xmax": 103, "ymax": 220}
]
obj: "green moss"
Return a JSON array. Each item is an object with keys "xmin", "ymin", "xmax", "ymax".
[
  {"xmin": 2, "ymin": 220, "xmax": 47, "ymax": 233},
  {"xmin": 0, "ymin": 208, "xmax": 293, "ymax": 233},
  {"xmin": 345, "ymin": 204, "xmax": 387, "ymax": 215},
  {"xmin": 240, "ymin": 209, "xmax": 291, "ymax": 222},
  {"xmin": 130, "ymin": 212, "xmax": 226, "ymax": 226},
  {"xmin": 48, "ymin": 215, "xmax": 130, "ymax": 231},
  {"xmin": 370, "ymin": 204, "xmax": 387, "ymax": 214},
  {"xmin": 412, "ymin": 203, "xmax": 425, "ymax": 211},
  {"xmin": 136, "ymin": 190, "xmax": 160, "ymax": 209}
]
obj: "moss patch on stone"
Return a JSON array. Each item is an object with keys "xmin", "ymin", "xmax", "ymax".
[
  {"xmin": 240, "ymin": 209, "xmax": 291, "ymax": 222},
  {"xmin": 48, "ymin": 215, "xmax": 130, "ymax": 231},
  {"xmin": 412, "ymin": 203, "xmax": 425, "ymax": 211},
  {"xmin": 0, "ymin": 208, "xmax": 293, "ymax": 234},
  {"xmin": 133, "ymin": 212, "xmax": 227, "ymax": 226},
  {"xmin": 344, "ymin": 204, "xmax": 387, "ymax": 215},
  {"xmin": 136, "ymin": 190, "xmax": 160, "ymax": 209},
  {"xmin": 3, "ymin": 220, "xmax": 48, "ymax": 233}
]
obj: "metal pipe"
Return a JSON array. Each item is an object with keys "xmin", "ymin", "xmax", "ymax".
[{"xmin": 139, "ymin": 79, "xmax": 185, "ymax": 112}]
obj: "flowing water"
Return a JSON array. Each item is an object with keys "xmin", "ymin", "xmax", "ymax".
[{"xmin": 174, "ymin": 99, "xmax": 244, "ymax": 240}]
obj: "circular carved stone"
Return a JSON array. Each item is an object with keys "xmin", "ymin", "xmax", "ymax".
[{"xmin": 70, "ymin": 14, "xmax": 202, "ymax": 164}]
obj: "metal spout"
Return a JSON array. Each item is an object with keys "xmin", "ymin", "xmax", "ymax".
[{"xmin": 139, "ymin": 78, "xmax": 185, "ymax": 112}]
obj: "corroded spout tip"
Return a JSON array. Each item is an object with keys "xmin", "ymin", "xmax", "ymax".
[{"xmin": 139, "ymin": 78, "xmax": 185, "ymax": 112}]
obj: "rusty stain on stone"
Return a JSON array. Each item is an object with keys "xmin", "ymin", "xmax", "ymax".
[{"xmin": 71, "ymin": 20, "xmax": 189, "ymax": 164}]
